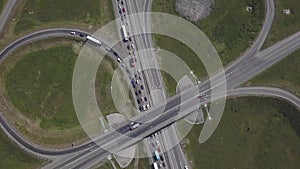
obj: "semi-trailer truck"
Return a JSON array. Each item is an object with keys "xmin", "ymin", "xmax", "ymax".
[{"xmin": 86, "ymin": 35, "xmax": 102, "ymax": 45}]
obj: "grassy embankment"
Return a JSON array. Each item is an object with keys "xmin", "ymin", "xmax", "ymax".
[
  {"xmin": 152, "ymin": 0, "xmax": 265, "ymax": 96},
  {"xmin": 14, "ymin": 0, "xmax": 114, "ymax": 34},
  {"xmin": 263, "ymin": 0, "xmax": 300, "ymax": 48},
  {"xmin": 0, "ymin": 129, "xmax": 46, "ymax": 169},
  {"xmin": 184, "ymin": 97, "xmax": 300, "ymax": 168}
]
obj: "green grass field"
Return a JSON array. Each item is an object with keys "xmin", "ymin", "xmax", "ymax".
[
  {"xmin": 184, "ymin": 97, "xmax": 300, "ymax": 169},
  {"xmin": 6, "ymin": 45, "xmax": 79, "ymax": 130},
  {"xmin": 5, "ymin": 45, "xmax": 118, "ymax": 130},
  {"xmin": 247, "ymin": 49, "xmax": 300, "ymax": 96},
  {"xmin": 0, "ymin": 129, "xmax": 45, "ymax": 169},
  {"xmin": 263, "ymin": 0, "xmax": 300, "ymax": 48},
  {"xmin": 153, "ymin": 0, "xmax": 265, "ymax": 96},
  {"xmin": 153, "ymin": 0, "xmax": 264, "ymax": 66},
  {"xmin": 14, "ymin": 0, "xmax": 114, "ymax": 34}
]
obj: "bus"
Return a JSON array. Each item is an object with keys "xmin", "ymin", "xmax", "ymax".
[
  {"xmin": 86, "ymin": 35, "xmax": 102, "ymax": 46},
  {"xmin": 121, "ymin": 25, "xmax": 129, "ymax": 41}
]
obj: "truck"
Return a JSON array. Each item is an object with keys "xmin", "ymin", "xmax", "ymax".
[
  {"xmin": 130, "ymin": 122, "xmax": 140, "ymax": 130},
  {"xmin": 152, "ymin": 162, "xmax": 159, "ymax": 169},
  {"xmin": 121, "ymin": 25, "xmax": 129, "ymax": 41},
  {"xmin": 86, "ymin": 35, "xmax": 102, "ymax": 46},
  {"xmin": 154, "ymin": 150, "xmax": 160, "ymax": 161}
]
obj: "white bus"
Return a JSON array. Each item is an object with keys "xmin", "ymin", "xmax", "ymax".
[
  {"xmin": 121, "ymin": 25, "xmax": 129, "ymax": 41},
  {"xmin": 87, "ymin": 35, "xmax": 102, "ymax": 45}
]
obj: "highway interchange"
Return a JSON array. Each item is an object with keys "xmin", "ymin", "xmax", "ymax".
[{"xmin": 0, "ymin": 0, "xmax": 300, "ymax": 169}]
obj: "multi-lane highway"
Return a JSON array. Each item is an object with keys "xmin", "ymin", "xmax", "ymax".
[{"xmin": 1, "ymin": 0, "xmax": 300, "ymax": 168}]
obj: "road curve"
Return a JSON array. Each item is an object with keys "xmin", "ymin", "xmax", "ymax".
[
  {"xmin": 0, "ymin": 28, "xmax": 107, "ymax": 157},
  {"xmin": 227, "ymin": 87, "xmax": 300, "ymax": 110},
  {"xmin": 0, "ymin": 0, "xmax": 17, "ymax": 34}
]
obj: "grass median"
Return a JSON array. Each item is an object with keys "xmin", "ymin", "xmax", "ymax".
[{"xmin": 184, "ymin": 97, "xmax": 300, "ymax": 168}]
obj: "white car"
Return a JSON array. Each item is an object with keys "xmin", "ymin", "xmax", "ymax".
[
  {"xmin": 118, "ymin": 4, "xmax": 121, "ymax": 9},
  {"xmin": 131, "ymin": 43, "xmax": 135, "ymax": 49},
  {"xmin": 70, "ymin": 31, "xmax": 76, "ymax": 35}
]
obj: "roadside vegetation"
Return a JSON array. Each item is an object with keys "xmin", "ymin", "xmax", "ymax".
[
  {"xmin": 0, "ymin": 0, "xmax": 7, "ymax": 14},
  {"xmin": 263, "ymin": 0, "xmax": 300, "ymax": 48},
  {"xmin": 14, "ymin": 0, "xmax": 114, "ymax": 34},
  {"xmin": 246, "ymin": 49, "xmax": 300, "ymax": 96},
  {"xmin": 94, "ymin": 158, "xmax": 150, "ymax": 169},
  {"xmin": 152, "ymin": 0, "xmax": 265, "ymax": 96},
  {"xmin": 184, "ymin": 97, "xmax": 300, "ymax": 169},
  {"xmin": 0, "ymin": 129, "xmax": 45, "ymax": 169}
]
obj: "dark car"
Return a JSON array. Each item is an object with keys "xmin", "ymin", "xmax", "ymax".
[
  {"xmin": 138, "ymin": 90, "xmax": 141, "ymax": 94},
  {"xmin": 141, "ymin": 85, "xmax": 144, "ymax": 90},
  {"xmin": 122, "ymin": 8, "xmax": 125, "ymax": 13},
  {"xmin": 144, "ymin": 97, "xmax": 147, "ymax": 101},
  {"xmin": 137, "ymin": 99, "xmax": 141, "ymax": 104}
]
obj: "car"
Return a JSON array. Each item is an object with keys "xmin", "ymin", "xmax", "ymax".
[
  {"xmin": 70, "ymin": 31, "xmax": 76, "ymax": 35},
  {"xmin": 157, "ymin": 147, "xmax": 161, "ymax": 152},
  {"xmin": 144, "ymin": 97, "xmax": 147, "ymax": 102},
  {"xmin": 136, "ymin": 79, "xmax": 140, "ymax": 85},
  {"xmin": 137, "ymin": 99, "xmax": 141, "ymax": 104},
  {"xmin": 138, "ymin": 90, "xmax": 141, "ymax": 94},
  {"xmin": 146, "ymin": 104, "xmax": 150, "ymax": 109},
  {"xmin": 117, "ymin": 58, "xmax": 122, "ymax": 63},
  {"xmin": 162, "ymin": 162, "xmax": 165, "ymax": 167},
  {"xmin": 118, "ymin": 4, "xmax": 121, "ymax": 9},
  {"xmin": 122, "ymin": 8, "xmax": 125, "ymax": 13},
  {"xmin": 121, "ymin": 1, "xmax": 124, "ymax": 5},
  {"xmin": 119, "ymin": 9, "xmax": 122, "ymax": 14},
  {"xmin": 141, "ymin": 85, "xmax": 144, "ymax": 90},
  {"xmin": 128, "ymin": 37, "xmax": 132, "ymax": 41},
  {"xmin": 135, "ymin": 91, "xmax": 138, "ymax": 96},
  {"xmin": 129, "ymin": 50, "xmax": 133, "ymax": 55},
  {"xmin": 127, "ymin": 45, "xmax": 130, "ymax": 50},
  {"xmin": 126, "ymin": 21, "xmax": 129, "ymax": 25},
  {"xmin": 142, "ymin": 105, "xmax": 146, "ymax": 111},
  {"xmin": 79, "ymin": 34, "xmax": 84, "ymax": 37},
  {"xmin": 184, "ymin": 166, "xmax": 188, "ymax": 169},
  {"xmin": 131, "ymin": 43, "xmax": 135, "ymax": 49},
  {"xmin": 160, "ymin": 155, "xmax": 164, "ymax": 161}
]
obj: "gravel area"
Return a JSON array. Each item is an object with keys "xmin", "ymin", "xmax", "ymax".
[{"xmin": 176, "ymin": 0, "xmax": 214, "ymax": 22}]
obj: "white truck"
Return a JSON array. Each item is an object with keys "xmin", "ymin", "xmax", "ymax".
[
  {"xmin": 121, "ymin": 25, "xmax": 129, "ymax": 41},
  {"xmin": 152, "ymin": 162, "xmax": 158, "ymax": 169},
  {"xmin": 86, "ymin": 35, "xmax": 102, "ymax": 46}
]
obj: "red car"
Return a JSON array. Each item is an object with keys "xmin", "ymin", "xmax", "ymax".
[{"xmin": 122, "ymin": 8, "xmax": 125, "ymax": 13}]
